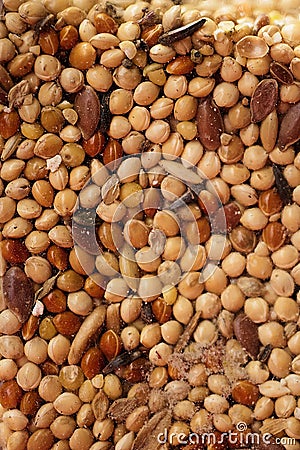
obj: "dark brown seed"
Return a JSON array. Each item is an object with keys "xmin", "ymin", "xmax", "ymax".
[
  {"xmin": 52, "ymin": 311, "xmax": 81, "ymax": 336},
  {"xmin": 82, "ymin": 130, "xmax": 105, "ymax": 157},
  {"xmin": 0, "ymin": 65, "xmax": 14, "ymax": 91},
  {"xmin": 115, "ymin": 358, "xmax": 151, "ymax": 383},
  {"xmin": 3, "ymin": 266, "xmax": 34, "ymax": 323},
  {"xmin": 74, "ymin": 85, "xmax": 100, "ymax": 140},
  {"xmin": 272, "ymin": 163, "xmax": 292, "ymax": 205},
  {"xmin": 212, "ymin": 202, "xmax": 241, "ymax": 232},
  {"xmin": 262, "ymin": 222, "xmax": 286, "ymax": 252},
  {"xmin": 47, "ymin": 245, "xmax": 69, "ymax": 271},
  {"xmin": 158, "ymin": 18, "xmax": 206, "ymax": 45},
  {"xmin": 270, "ymin": 61, "xmax": 294, "ymax": 85},
  {"xmin": 250, "ymin": 79, "xmax": 278, "ymax": 123},
  {"xmin": 42, "ymin": 289, "xmax": 67, "ymax": 313},
  {"xmin": 0, "ymin": 380, "xmax": 23, "ymax": 409},
  {"xmin": 20, "ymin": 391, "xmax": 43, "ymax": 416},
  {"xmin": 1, "ymin": 239, "xmax": 30, "ymax": 263},
  {"xmin": 197, "ymin": 96, "xmax": 223, "ymax": 151},
  {"xmin": 229, "ymin": 226, "xmax": 256, "ymax": 254},
  {"xmin": 102, "ymin": 138, "xmax": 123, "ymax": 169},
  {"xmin": 99, "ymin": 330, "xmax": 122, "ymax": 361},
  {"xmin": 277, "ymin": 101, "xmax": 300, "ymax": 151},
  {"xmin": 258, "ymin": 188, "xmax": 283, "ymax": 216},
  {"xmin": 81, "ymin": 347, "xmax": 106, "ymax": 379},
  {"xmin": 233, "ymin": 313, "xmax": 260, "ymax": 359},
  {"xmin": 231, "ymin": 380, "xmax": 259, "ymax": 405}
]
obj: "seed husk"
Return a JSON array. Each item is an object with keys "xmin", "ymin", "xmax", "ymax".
[
  {"xmin": 196, "ymin": 96, "xmax": 223, "ymax": 151},
  {"xmin": 277, "ymin": 101, "xmax": 300, "ymax": 151},
  {"xmin": 74, "ymin": 85, "xmax": 100, "ymax": 140},
  {"xmin": 3, "ymin": 266, "xmax": 34, "ymax": 323},
  {"xmin": 250, "ymin": 79, "xmax": 278, "ymax": 123},
  {"xmin": 233, "ymin": 313, "xmax": 260, "ymax": 359}
]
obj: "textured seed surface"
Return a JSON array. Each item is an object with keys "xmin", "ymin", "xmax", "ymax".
[
  {"xmin": 3, "ymin": 266, "xmax": 34, "ymax": 323},
  {"xmin": 250, "ymin": 79, "xmax": 278, "ymax": 123}
]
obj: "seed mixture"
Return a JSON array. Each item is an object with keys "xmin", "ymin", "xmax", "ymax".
[{"xmin": 1, "ymin": 0, "xmax": 300, "ymax": 449}]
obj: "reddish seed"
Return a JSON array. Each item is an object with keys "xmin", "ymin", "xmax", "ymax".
[
  {"xmin": 38, "ymin": 29, "xmax": 59, "ymax": 55},
  {"xmin": 59, "ymin": 25, "xmax": 79, "ymax": 50},
  {"xmin": 102, "ymin": 138, "xmax": 123, "ymax": 169},
  {"xmin": 262, "ymin": 221, "xmax": 286, "ymax": 251},
  {"xmin": 81, "ymin": 347, "xmax": 106, "ymax": 379},
  {"xmin": 99, "ymin": 330, "xmax": 122, "ymax": 361},
  {"xmin": 166, "ymin": 56, "xmax": 195, "ymax": 75},
  {"xmin": 52, "ymin": 311, "xmax": 81, "ymax": 335},
  {"xmin": 42, "ymin": 289, "xmax": 67, "ymax": 313},
  {"xmin": 47, "ymin": 245, "xmax": 69, "ymax": 271},
  {"xmin": 41, "ymin": 360, "xmax": 59, "ymax": 376},
  {"xmin": 142, "ymin": 24, "xmax": 163, "ymax": 46},
  {"xmin": 1, "ymin": 239, "xmax": 30, "ymax": 263},
  {"xmin": 0, "ymin": 380, "xmax": 23, "ymax": 408},
  {"xmin": 20, "ymin": 391, "xmax": 43, "ymax": 416},
  {"xmin": 232, "ymin": 380, "xmax": 259, "ymax": 405},
  {"xmin": 22, "ymin": 315, "xmax": 39, "ymax": 341},
  {"xmin": 258, "ymin": 188, "xmax": 283, "ymax": 216},
  {"xmin": 152, "ymin": 298, "xmax": 172, "ymax": 324},
  {"xmin": 82, "ymin": 130, "xmax": 106, "ymax": 157},
  {"xmin": 0, "ymin": 110, "xmax": 20, "ymax": 139},
  {"xmin": 115, "ymin": 358, "xmax": 151, "ymax": 382}
]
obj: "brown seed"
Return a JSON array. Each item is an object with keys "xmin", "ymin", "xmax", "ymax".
[
  {"xmin": 250, "ymin": 79, "xmax": 278, "ymax": 123},
  {"xmin": 74, "ymin": 85, "xmax": 100, "ymax": 140},
  {"xmin": 142, "ymin": 25, "xmax": 163, "ymax": 46},
  {"xmin": 20, "ymin": 391, "xmax": 42, "ymax": 416},
  {"xmin": 258, "ymin": 189, "xmax": 283, "ymax": 216},
  {"xmin": 81, "ymin": 347, "xmax": 106, "ymax": 379},
  {"xmin": 278, "ymin": 101, "xmax": 300, "ymax": 151},
  {"xmin": 27, "ymin": 429, "xmax": 55, "ymax": 450},
  {"xmin": 229, "ymin": 226, "xmax": 256, "ymax": 254},
  {"xmin": 116, "ymin": 357, "xmax": 151, "ymax": 383},
  {"xmin": 233, "ymin": 313, "xmax": 260, "ymax": 359},
  {"xmin": 94, "ymin": 13, "xmax": 118, "ymax": 33},
  {"xmin": 0, "ymin": 109, "xmax": 20, "ymax": 139},
  {"xmin": 1, "ymin": 239, "xmax": 29, "ymax": 264},
  {"xmin": 166, "ymin": 56, "xmax": 195, "ymax": 75},
  {"xmin": 22, "ymin": 315, "xmax": 39, "ymax": 341},
  {"xmin": 212, "ymin": 202, "xmax": 241, "ymax": 232},
  {"xmin": 262, "ymin": 222, "xmax": 286, "ymax": 252},
  {"xmin": 52, "ymin": 311, "xmax": 81, "ymax": 336},
  {"xmin": 0, "ymin": 380, "xmax": 23, "ymax": 408},
  {"xmin": 232, "ymin": 380, "xmax": 260, "ymax": 405},
  {"xmin": 270, "ymin": 61, "xmax": 294, "ymax": 85},
  {"xmin": 82, "ymin": 130, "xmax": 105, "ymax": 157},
  {"xmin": 38, "ymin": 29, "xmax": 59, "ymax": 55},
  {"xmin": 103, "ymin": 138, "xmax": 123, "ymax": 168},
  {"xmin": 59, "ymin": 25, "xmax": 78, "ymax": 50},
  {"xmin": 43, "ymin": 289, "xmax": 67, "ymax": 313},
  {"xmin": 100, "ymin": 330, "xmax": 122, "ymax": 361},
  {"xmin": 196, "ymin": 96, "xmax": 223, "ymax": 151},
  {"xmin": 3, "ymin": 266, "xmax": 34, "ymax": 323},
  {"xmin": 47, "ymin": 245, "xmax": 69, "ymax": 271},
  {"xmin": 152, "ymin": 298, "xmax": 172, "ymax": 324}
]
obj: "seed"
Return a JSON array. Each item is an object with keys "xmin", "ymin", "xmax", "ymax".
[
  {"xmin": 196, "ymin": 96, "xmax": 223, "ymax": 151},
  {"xmin": 250, "ymin": 79, "xmax": 278, "ymax": 123}
]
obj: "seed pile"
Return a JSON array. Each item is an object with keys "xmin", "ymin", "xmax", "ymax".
[{"xmin": 1, "ymin": 0, "xmax": 300, "ymax": 449}]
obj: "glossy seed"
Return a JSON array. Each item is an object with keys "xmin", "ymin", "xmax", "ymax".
[
  {"xmin": 74, "ymin": 85, "xmax": 100, "ymax": 140},
  {"xmin": 277, "ymin": 101, "xmax": 300, "ymax": 151},
  {"xmin": 3, "ymin": 266, "xmax": 34, "ymax": 323}
]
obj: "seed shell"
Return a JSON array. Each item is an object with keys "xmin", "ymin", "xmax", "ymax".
[
  {"xmin": 196, "ymin": 96, "xmax": 223, "ymax": 151},
  {"xmin": 74, "ymin": 85, "xmax": 100, "ymax": 140},
  {"xmin": 3, "ymin": 266, "xmax": 34, "ymax": 323},
  {"xmin": 250, "ymin": 79, "xmax": 278, "ymax": 123},
  {"xmin": 277, "ymin": 101, "xmax": 300, "ymax": 151}
]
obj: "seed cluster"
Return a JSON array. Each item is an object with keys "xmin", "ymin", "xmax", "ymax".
[{"xmin": 1, "ymin": 0, "xmax": 300, "ymax": 449}]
